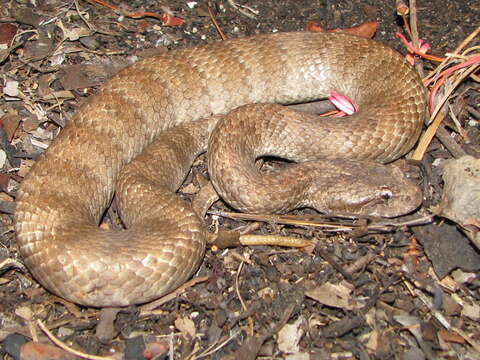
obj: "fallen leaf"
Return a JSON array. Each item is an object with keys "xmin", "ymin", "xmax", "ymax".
[
  {"xmin": 305, "ymin": 21, "xmax": 323, "ymax": 32},
  {"xmin": 88, "ymin": 0, "xmax": 184, "ymax": 26},
  {"xmin": 57, "ymin": 20, "xmax": 92, "ymax": 41},
  {"xmin": 15, "ymin": 306, "xmax": 33, "ymax": 321},
  {"xmin": 3, "ymin": 80, "xmax": 19, "ymax": 98},
  {"xmin": 175, "ymin": 316, "xmax": 196, "ymax": 338},
  {"xmin": 306, "ymin": 21, "xmax": 377, "ymax": 39},
  {"xmin": 305, "ymin": 282, "xmax": 362, "ymax": 310},
  {"xmin": 59, "ymin": 64, "xmax": 125, "ymax": 90},
  {"xmin": 437, "ymin": 329, "xmax": 465, "ymax": 344},
  {"xmin": 161, "ymin": 13, "xmax": 185, "ymax": 26},
  {"xmin": 0, "ymin": 24, "xmax": 17, "ymax": 46},
  {"xmin": 437, "ymin": 156, "xmax": 480, "ymax": 247},
  {"xmin": 0, "ymin": 150, "xmax": 6, "ymax": 169},
  {"xmin": 365, "ymin": 330, "xmax": 379, "ymax": 353},
  {"xmin": 461, "ymin": 302, "xmax": 480, "ymax": 321},
  {"xmin": 41, "ymin": 90, "xmax": 75, "ymax": 101},
  {"xmin": 277, "ymin": 316, "xmax": 303, "ymax": 354},
  {"xmin": 22, "ymin": 30, "xmax": 54, "ymax": 59},
  {"xmin": 11, "ymin": 6, "xmax": 43, "ymax": 27},
  {"xmin": 20, "ymin": 342, "xmax": 77, "ymax": 360},
  {"xmin": 451, "ymin": 269, "xmax": 477, "ymax": 285},
  {"xmin": 1, "ymin": 114, "xmax": 21, "ymax": 141},
  {"xmin": 0, "ymin": 173, "xmax": 10, "ymax": 192}
]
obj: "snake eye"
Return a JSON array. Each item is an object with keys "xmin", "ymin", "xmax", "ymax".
[{"xmin": 380, "ymin": 189, "xmax": 393, "ymax": 200}]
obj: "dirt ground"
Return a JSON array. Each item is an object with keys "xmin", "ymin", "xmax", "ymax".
[{"xmin": 0, "ymin": 0, "xmax": 479, "ymax": 359}]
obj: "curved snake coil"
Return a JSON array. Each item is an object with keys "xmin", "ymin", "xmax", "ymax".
[{"xmin": 15, "ymin": 32, "xmax": 426, "ymax": 307}]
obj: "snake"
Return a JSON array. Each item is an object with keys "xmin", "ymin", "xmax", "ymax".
[{"xmin": 14, "ymin": 32, "xmax": 426, "ymax": 307}]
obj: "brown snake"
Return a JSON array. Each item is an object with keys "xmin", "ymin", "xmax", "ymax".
[{"xmin": 15, "ymin": 32, "xmax": 426, "ymax": 307}]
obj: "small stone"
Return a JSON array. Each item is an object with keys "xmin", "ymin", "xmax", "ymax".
[{"xmin": 4, "ymin": 333, "xmax": 28, "ymax": 360}]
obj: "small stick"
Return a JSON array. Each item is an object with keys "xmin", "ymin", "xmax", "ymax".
[
  {"xmin": 412, "ymin": 61, "xmax": 480, "ymax": 160},
  {"xmin": 140, "ymin": 276, "xmax": 209, "ymax": 312},
  {"xmin": 408, "ymin": 0, "xmax": 426, "ymax": 78},
  {"xmin": 37, "ymin": 320, "xmax": 117, "ymax": 360},
  {"xmin": 210, "ymin": 210, "xmax": 434, "ymax": 233},
  {"xmin": 86, "ymin": 0, "xmax": 184, "ymax": 25},
  {"xmin": 235, "ymin": 261, "xmax": 248, "ymax": 312},
  {"xmin": 208, "ymin": 229, "xmax": 311, "ymax": 250},
  {"xmin": 207, "ymin": 2, "xmax": 227, "ymax": 40},
  {"xmin": 423, "ymin": 26, "xmax": 480, "ymax": 85}
]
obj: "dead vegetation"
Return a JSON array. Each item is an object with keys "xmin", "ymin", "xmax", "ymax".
[{"xmin": 0, "ymin": 0, "xmax": 479, "ymax": 359}]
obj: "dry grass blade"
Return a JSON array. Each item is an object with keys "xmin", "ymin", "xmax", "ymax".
[
  {"xmin": 412, "ymin": 55, "xmax": 480, "ymax": 161},
  {"xmin": 210, "ymin": 210, "xmax": 434, "ymax": 234},
  {"xmin": 406, "ymin": 24, "xmax": 480, "ymax": 161}
]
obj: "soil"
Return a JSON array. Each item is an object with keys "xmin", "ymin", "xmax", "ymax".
[{"xmin": 0, "ymin": 1, "xmax": 479, "ymax": 359}]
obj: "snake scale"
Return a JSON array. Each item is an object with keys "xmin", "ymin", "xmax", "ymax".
[{"xmin": 15, "ymin": 32, "xmax": 426, "ymax": 307}]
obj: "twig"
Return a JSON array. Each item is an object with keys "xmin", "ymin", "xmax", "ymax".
[
  {"xmin": 210, "ymin": 210, "xmax": 434, "ymax": 233},
  {"xmin": 207, "ymin": 2, "xmax": 227, "ymax": 40},
  {"xmin": 193, "ymin": 329, "xmax": 241, "ymax": 359},
  {"xmin": 423, "ymin": 26, "xmax": 480, "ymax": 87},
  {"xmin": 86, "ymin": 0, "xmax": 184, "ymax": 25},
  {"xmin": 412, "ymin": 61, "xmax": 480, "ymax": 160},
  {"xmin": 408, "ymin": 0, "xmax": 426, "ymax": 77},
  {"xmin": 227, "ymin": 0, "xmax": 259, "ymax": 19},
  {"xmin": 209, "ymin": 230, "xmax": 311, "ymax": 250},
  {"xmin": 74, "ymin": 0, "xmax": 95, "ymax": 31},
  {"xmin": 451, "ymin": 26, "xmax": 480, "ymax": 57},
  {"xmin": 37, "ymin": 320, "xmax": 118, "ymax": 360},
  {"xmin": 139, "ymin": 276, "xmax": 208, "ymax": 313},
  {"xmin": 235, "ymin": 261, "xmax": 248, "ymax": 312}
]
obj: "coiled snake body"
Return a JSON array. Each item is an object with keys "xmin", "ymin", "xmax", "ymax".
[{"xmin": 15, "ymin": 32, "xmax": 426, "ymax": 307}]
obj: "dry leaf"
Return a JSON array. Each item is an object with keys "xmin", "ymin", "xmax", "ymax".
[
  {"xmin": 365, "ymin": 330, "xmax": 380, "ymax": 353},
  {"xmin": 17, "ymin": 159, "xmax": 34, "ymax": 178},
  {"xmin": 57, "ymin": 20, "xmax": 92, "ymax": 41},
  {"xmin": 461, "ymin": 302, "xmax": 480, "ymax": 321},
  {"xmin": 306, "ymin": 21, "xmax": 377, "ymax": 39},
  {"xmin": 1, "ymin": 114, "xmax": 21, "ymax": 141},
  {"xmin": 437, "ymin": 156, "xmax": 480, "ymax": 247},
  {"xmin": 21, "ymin": 342, "xmax": 77, "ymax": 360},
  {"xmin": 41, "ymin": 90, "xmax": 75, "ymax": 101},
  {"xmin": 15, "ymin": 306, "xmax": 33, "ymax": 321},
  {"xmin": 0, "ymin": 173, "xmax": 10, "ymax": 192},
  {"xmin": 59, "ymin": 64, "xmax": 125, "ymax": 90},
  {"xmin": 0, "ymin": 150, "xmax": 6, "ymax": 169},
  {"xmin": 277, "ymin": 316, "xmax": 304, "ymax": 354},
  {"xmin": 305, "ymin": 281, "xmax": 362, "ymax": 310},
  {"xmin": 437, "ymin": 329, "xmax": 466, "ymax": 344},
  {"xmin": 3, "ymin": 81, "xmax": 19, "ymax": 98},
  {"xmin": 0, "ymin": 24, "xmax": 17, "ymax": 46},
  {"xmin": 174, "ymin": 316, "xmax": 196, "ymax": 338}
]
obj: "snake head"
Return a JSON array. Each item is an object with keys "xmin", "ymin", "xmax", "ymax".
[{"xmin": 308, "ymin": 161, "xmax": 423, "ymax": 218}]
